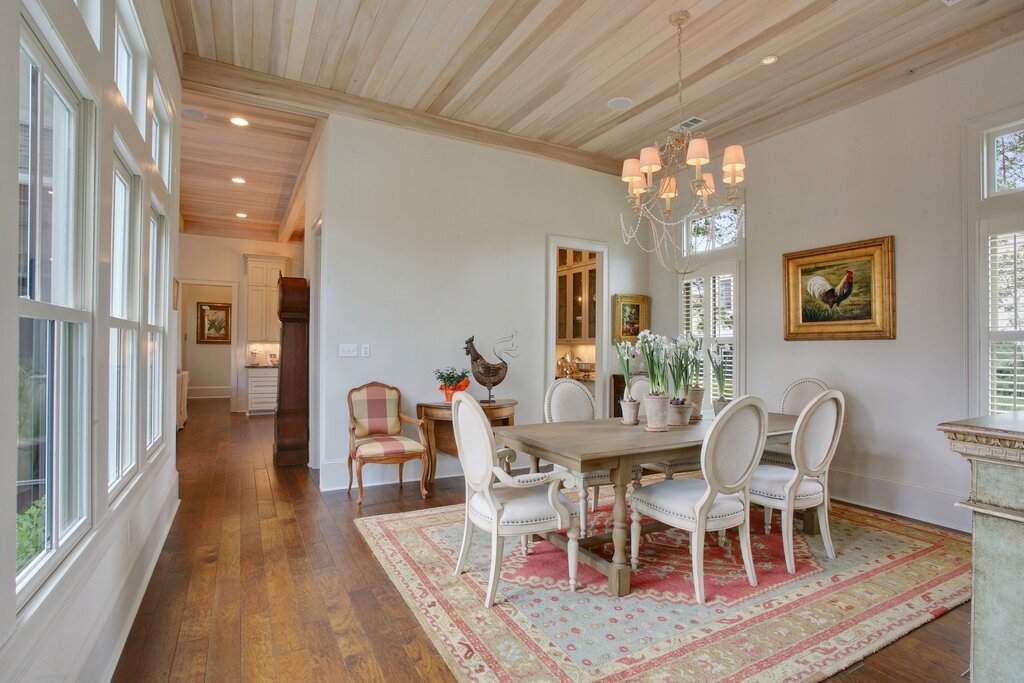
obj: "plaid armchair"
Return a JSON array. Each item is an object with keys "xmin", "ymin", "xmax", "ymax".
[{"xmin": 347, "ymin": 382, "xmax": 429, "ymax": 505}]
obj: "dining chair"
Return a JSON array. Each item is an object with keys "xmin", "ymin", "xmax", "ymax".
[
  {"xmin": 752, "ymin": 389, "xmax": 845, "ymax": 573},
  {"xmin": 545, "ymin": 379, "xmax": 606, "ymax": 537},
  {"xmin": 629, "ymin": 395, "xmax": 768, "ymax": 604},
  {"xmin": 631, "ymin": 376, "xmax": 651, "ymax": 416},
  {"xmin": 762, "ymin": 377, "xmax": 829, "ymax": 467},
  {"xmin": 451, "ymin": 391, "xmax": 580, "ymax": 607},
  {"xmin": 347, "ymin": 381, "xmax": 429, "ymax": 506}
]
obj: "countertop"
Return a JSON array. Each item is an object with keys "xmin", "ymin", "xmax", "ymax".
[{"xmin": 245, "ymin": 365, "xmax": 279, "ymax": 369}]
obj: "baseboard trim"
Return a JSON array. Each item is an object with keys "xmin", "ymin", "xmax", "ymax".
[{"xmin": 829, "ymin": 467, "xmax": 971, "ymax": 532}]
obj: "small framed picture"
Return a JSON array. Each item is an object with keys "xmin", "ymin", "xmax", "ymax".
[
  {"xmin": 783, "ymin": 235, "xmax": 895, "ymax": 340},
  {"xmin": 612, "ymin": 294, "xmax": 650, "ymax": 343},
  {"xmin": 196, "ymin": 302, "xmax": 231, "ymax": 344},
  {"xmin": 172, "ymin": 277, "xmax": 180, "ymax": 311}
]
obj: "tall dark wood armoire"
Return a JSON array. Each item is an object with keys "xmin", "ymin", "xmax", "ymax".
[{"xmin": 274, "ymin": 277, "xmax": 309, "ymax": 467}]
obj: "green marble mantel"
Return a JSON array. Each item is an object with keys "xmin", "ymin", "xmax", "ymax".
[{"xmin": 938, "ymin": 413, "xmax": 1024, "ymax": 683}]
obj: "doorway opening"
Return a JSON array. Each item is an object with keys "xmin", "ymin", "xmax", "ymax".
[
  {"xmin": 547, "ymin": 237, "xmax": 610, "ymax": 416},
  {"xmin": 179, "ymin": 282, "xmax": 237, "ymax": 404}
]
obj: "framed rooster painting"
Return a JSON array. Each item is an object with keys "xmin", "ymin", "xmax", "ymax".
[{"xmin": 783, "ymin": 236, "xmax": 895, "ymax": 340}]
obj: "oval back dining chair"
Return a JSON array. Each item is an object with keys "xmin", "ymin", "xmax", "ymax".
[
  {"xmin": 629, "ymin": 396, "xmax": 768, "ymax": 604},
  {"xmin": 631, "ymin": 376, "xmax": 651, "ymax": 416},
  {"xmin": 451, "ymin": 392, "xmax": 580, "ymax": 607},
  {"xmin": 762, "ymin": 377, "xmax": 830, "ymax": 468},
  {"xmin": 752, "ymin": 390, "xmax": 845, "ymax": 573},
  {"xmin": 544, "ymin": 379, "xmax": 606, "ymax": 537}
]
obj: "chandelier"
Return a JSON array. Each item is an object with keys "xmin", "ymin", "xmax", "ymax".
[{"xmin": 620, "ymin": 11, "xmax": 746, "ymax": 276}]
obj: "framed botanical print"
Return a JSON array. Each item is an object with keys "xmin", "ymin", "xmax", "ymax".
[
  {"xmin": 196, "ymin": 302, "xmax": 231, "ymax": 344},
  {"xmin": 783, "ymin": 236, "xmax": 895, "ymax": 340},
  {"xmin": 612, "ymin": 294, "xmax": 650, "ymax": 343}
]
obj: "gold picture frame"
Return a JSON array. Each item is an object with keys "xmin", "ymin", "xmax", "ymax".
[
  {"xmin": 783, "ymin": 236, "xmax": 895, "ymax": 340},
  {"xmin": 196, "ymin": 302, "xmax": 232, "ymax": 344},
  {"xmin": 612, "ymin": 294, "xmax": 650, "ymax": 343}
]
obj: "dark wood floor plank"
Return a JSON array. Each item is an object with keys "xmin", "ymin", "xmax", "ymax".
[{"xmin": 113, "ymin": 398, "xmax": 969, "ymax": 682}]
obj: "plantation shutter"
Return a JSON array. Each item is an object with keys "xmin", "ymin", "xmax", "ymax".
[
  {"xmin": 987, "ymin": 230, "xmax": 1024, "ymax": 413},
  {"xmin": 680, "ymin": 264, "xmax": 739, "ymax": 403}
]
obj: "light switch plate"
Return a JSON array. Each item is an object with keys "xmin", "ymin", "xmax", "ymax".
[
  {"xmin": 338, "ymin": 343, "xmax": 357, "ymax": 358},
  {"xmin": 360, "ymin": 344, "xmax": 371, "ymax": 358}
]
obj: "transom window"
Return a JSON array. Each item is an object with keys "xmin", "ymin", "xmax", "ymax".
[
  {"xmin": 986, "ymin": 121, "xmax": 1024, "ymax": 197},
  {"xmin": 687, "ymin": 207, "xmax": 742, "ymax": 254}
]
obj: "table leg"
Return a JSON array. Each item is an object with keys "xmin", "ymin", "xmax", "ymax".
[
  {"xmin": 425, "ymin": 419, "xmax": 437, "ymax": 482},
  {"xmin": 802, "ymin": 509, "xmax": 819, "ymax": 535},
  {"xmin": 608, "ymin": 463, "xmax": 631, "ymax": 596},
  {"xmin": 530, "ymin": 455, "xmax": 540, "ymax": 474}
]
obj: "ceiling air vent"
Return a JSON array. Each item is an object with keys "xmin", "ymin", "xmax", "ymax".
[
  {"xmin": 232, "ymin": 217, "xmax": 255, "ymax": 224},
  {"xmin": 939, "ymin": 0, "xmax": 961, "ymax": 6},
  {"xmin": 670, "ymin": 117, "xmax": 706, "ymax": 133}
]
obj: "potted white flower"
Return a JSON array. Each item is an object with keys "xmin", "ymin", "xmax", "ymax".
[
  {"xmin": 615, "ymin": 341, "xmax": 640, "ymax": 425},
  {"xmin": 686, "ymin": 335, "xmax": 705, "ymax": 418},
  {"xmin": 666, "ymin": 337, "xmax": 694, "ymax": 426},
  {"xmin": 636, "ymin": 330, "xmax": 672, "ymax": 431},
  {"xmin": 707, "ymin": 345, "xmax": 731, "ymax": 415}
]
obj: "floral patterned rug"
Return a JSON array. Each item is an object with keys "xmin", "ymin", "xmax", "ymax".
[{"xmin": 355, "ymin": 491, "xmax": 970, "ymax": 682}]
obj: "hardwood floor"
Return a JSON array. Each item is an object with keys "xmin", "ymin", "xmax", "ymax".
[{"xmin": 112, "ymin": 399, "xmax": 970, "ymax": 681}]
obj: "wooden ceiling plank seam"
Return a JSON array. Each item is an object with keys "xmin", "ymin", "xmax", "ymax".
[
  {"xmin": 369, "ymin": 0, "xmax": 457, "ymax": 104},
  {"xmin": 708, "ymin": 4, "xmax": 1024, "ymax": 151},
  {"xmin": 558, "ymin": 0, "xmax": 842, "ymax": 150},
  {"xmin": 386, "ymin": 0, "xmax": 484, "ymax": 107},
  {"xmin": 399, "ymin": 0, "xmax": 495, "ymax": 109},
  {"xmin": 268, "ymin": 0, "xmax": 298, "ymax": 77},
  {"xmin": 462, "ymin": 0, "xmax": 613, "ymax": 128},
  {"xmin": 278, "ymin": 118, "xmax": 325, "ymax": 242},
  {"xmin": 211, "ymin": 0, "xmax": 235, "ymax": 64},
  {"xmin": 188, "ymin": 0, "xmax": 217, "ymax": 59},
  {"xmin": 447, "ymin": 0, "xmax": 588, "ymax": 121},
  {"xmin": 330, "ymin": 0, "xmax": 387, "ymax": 91},
  {"xmin": 584, "ymin": 0, "xmax": 912, "ymax": 156},
  {"xmin": 422, "ymin": 0, "xmax": 540, "ymax": 115},
  {"xmin": 313, "ymin": 0, "xmax": 362, "ymax": 88},
  {"xmin": 520, "ymin": 0, "xmax": 757, "ymax": 144},
  {"xmin": 358, "ymin": 0, "xmax": 433, "ymax": 99},
  {"xmin": 284, "ymin": 0, "xmax": 320, "ymax": 81},
  {"xmin": 181, "ymin": 54, "xmax": 621, "ymax": 174},
  {"xmin": 299, "ymin": 0, "xmax": 342, "ymax": 83},
  {"xmin": 250, "ymin": 0, "xmax": 274, "ymax": 73},
  {"xmin": 344, "ymin": 0, "xmax": 413, "ymax": 95},
  {"xmin": 231, "ymin": 0, "xmax": 254, "ymax": 69},
  {"xmin": 412, "ymin": 0, "xmax": 517, "ymax": 112},
  {"xmin": 503, "ymin": 0, "xmax": 680, "ymax": 136}
]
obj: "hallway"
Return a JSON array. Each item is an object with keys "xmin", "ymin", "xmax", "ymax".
[
  {"xmin": 113, "ymin": 400, "xmax": 970, "ymax": 682},
  {"xmin": 112, "ymin": 400, "xmax": 459, "ymax": 682}
]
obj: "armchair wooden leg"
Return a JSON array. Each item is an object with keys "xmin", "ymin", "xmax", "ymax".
[
  {"xmin": 739, "ymin": 518, "xmax": 758, "ymax": 588},
  {"xmin": 419, "ymin": 454, "xmax": 428, "ymax": 499},
  {"xmin": 455, "ymin": 514, "xmax": 474, "ymax": 576},
  {"xmin": 591, "ymin": 486, "xmax": 600, "ymax": 512},
  {"xmin": 567, "ymin": 526, "xmax": 579, "ymax": 592},
  {"xmin": 817, "ymin": 503, "xmax": 836, "ymax": 559},
  {"xmin": 398, "ymin": 462, "xmax": 404, "ymax": 490},
  {"xmin": 347, "ymin": 458, "xmax": 353, "ymax": 495},
  {"xmin": 579, "ymin": 485, "xmax": 589, "ymax": 539},
  {"xmin": 764, "ymin": 505, "xmax": 772, "ymax": 534},
  {"xmin": 691, "ymin": 529, "xmax": 706, "ymax": 605},
  {"xmin": 485, "ymin": 532, "xmax": 505, "ymax": 607},
  {"xmin": 782, "ymin": 507, "xmax": 796, "ymax": 574},
  {"xmin": 356, "ymin": 461, "xmax": 365, "ymax": 506}
]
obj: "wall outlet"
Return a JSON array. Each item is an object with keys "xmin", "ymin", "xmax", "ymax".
[
  {"xmin": 360, "ymin": 344, "xmax": 371, "ymax": 358},
  {"xmin": 338, "ymin": 343, "xmax": 358, "ymax": 358}
]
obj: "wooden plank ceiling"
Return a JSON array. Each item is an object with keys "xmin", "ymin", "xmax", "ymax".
[
  {"xmin": 170, "ymin": 0, "xmax": 1024, "ymax": 241},
  {"xmin": 179, "ymin": 91, "xmax": 320, "ymax": 242}
]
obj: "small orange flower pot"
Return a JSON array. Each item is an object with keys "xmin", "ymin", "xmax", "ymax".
[{"xmin": 440, "ymin": 378, "xmax": 471, "ymax": 402}]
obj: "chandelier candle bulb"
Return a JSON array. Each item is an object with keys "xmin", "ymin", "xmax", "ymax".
[
  {"xmin": 723, "ymin": 169, "xmax": 744, "ymax": 185},
  {"xmin": 722, "ymin": 145, "xmax": 746, "ymax": 173}
]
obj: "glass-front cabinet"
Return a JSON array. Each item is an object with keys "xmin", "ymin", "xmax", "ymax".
[{"xmin": 556, "ymin": 249, "xmax": 597, "ymax": 343}]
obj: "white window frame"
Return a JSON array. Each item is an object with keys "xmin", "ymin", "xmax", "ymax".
[
  {"xmin": 16, "ymin": 23, "xmax": 93, "ymax": 606},
  {"xmin": 966, "ymin": 104, "xmax": 1024, "ymax": 417},
  {"xmin": 151, "ymin": 80, "xmax": 169, "ymax": 182},
  {"xmin": 113, "ymin": 3, "xmax": 147, "ymax": 134},
  {"xmin": 113, "ymin": 17, "xmax": 131, "ymax": 111},
  {"xmin": 107, "ymin": 152, "xmax": 141, "ymax": 497},
  {"xmin": 985, "ymin": 119, "xmax": 1024, "ymax": 199},
  {"xmin": 679, "ymin": 205, "xmax": 745, "ymax": 406},
  {"xmin": 144, "ymin": 206, "xmax": 167, "ymax": 455}
]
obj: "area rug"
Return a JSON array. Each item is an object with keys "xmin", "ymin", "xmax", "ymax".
[{"xmin": 354, "ymin": 491, "xmax": 971, "ymax": 682}]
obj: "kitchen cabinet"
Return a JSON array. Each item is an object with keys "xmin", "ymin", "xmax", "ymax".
[
  {"xmin": 556, "ymin": 249, "xmax": 597, "ymax": 343},
  {"xmin": 244, "ymin": 254, "xmax": 289, "ymax": 342},
  {"xmin": 247, "ymin": 366, "xmax": 279, "ymax": 415}
]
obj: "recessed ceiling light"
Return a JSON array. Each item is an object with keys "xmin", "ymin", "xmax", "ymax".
[
  {"xmin": 760, "ymin": 55, "xmax": 779, "ymax": 66},
  {"xmin": 230, "ymin": 117, "xmax": 249, "ymax": 127},
  {"xmin": 182, "ymin": 107, "xmax": 207, "ymax": 120},
  {"xmin": 236, "ymin": 212, "xmax": 247, "ymax": 218},
  {"xmin": 607, "ymin": 97, "xmax": 634, "ymax": 111},
  {"xmin": 231, "ymin": 177, "xmax": 246, "ymax": 184}
]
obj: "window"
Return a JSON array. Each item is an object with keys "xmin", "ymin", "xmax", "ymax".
[
  {"xmin": 985, "ymin": 230, "xmax": 1024, "ymax": 413},
  {"xmin": 17, "ymin": 30, "xmax": 90, "ymax": 594},
  {"xmin": 108, "ymin": 154, "xmax": 140, "ymax": 491},
  {"xmin": 986, "ymin": 121, "xmax": 1024, "ymax": 197},
  {"xmin": 680, "ymin": 206, "xmax": 743, "ymax": 405},
  {"xmin": 152, "ymin": 78, "xmax": 169, "ymax": 181},
  {"xmin": 145, "ymin": 211, "xmax": 167, "ymax": 450},
  {"xmin": 113, "ymin": 20, "xmax": 131, "ymax": 109}
]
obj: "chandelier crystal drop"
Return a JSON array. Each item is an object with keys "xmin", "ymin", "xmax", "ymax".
[{"xmin": 620, "ymin": 10, "xmax": 746, "ymax": 276}]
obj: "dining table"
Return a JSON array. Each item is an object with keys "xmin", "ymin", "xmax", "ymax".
[{"xmin": 492, "ymin": 412, "xmax": 799, "ymax": 597}]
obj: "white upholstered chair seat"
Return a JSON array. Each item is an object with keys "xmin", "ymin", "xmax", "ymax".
[
  {"xmin": 469, "ymin": 480, "xmax": 580, "ymax": 528},
  {"xmin": 749, "ymin": 465, "xmax": 824, "ymax": 502},
  {"xmin": 630, "ymin": 478, "xmax": 745, "ymax": 526}
]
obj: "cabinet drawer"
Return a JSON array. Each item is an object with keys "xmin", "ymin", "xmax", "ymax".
[
  {"xmin": 248, "ymin": 395, "xmax": 277, "ymax": 411},
  {"xmin": 248, "ymin": 376, "xmax": 278, "ymax": 391}
]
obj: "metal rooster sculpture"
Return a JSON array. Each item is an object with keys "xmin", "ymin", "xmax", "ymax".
[{"xmin": 463, "ymin": 333, "xmax": 518, "ymax": 403}]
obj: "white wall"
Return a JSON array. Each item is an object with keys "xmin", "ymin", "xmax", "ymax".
[
  {"xmin": 310, "ymin": 115, "xmax": 649, "ymax": 490},
  {"xmin": 0, "ymin": 0, "xmax": 182, "ymax": 679},
  {"xmin": 178, "ymin": 233, "xmax": 303, "ymax": 411},
  {"xmin": 650, "ymin": 39, "xmax": 1024, "ymax": 531},
  {"xmin": 181, "ymin": 284, "xmax": 232, "ymax": 397}
]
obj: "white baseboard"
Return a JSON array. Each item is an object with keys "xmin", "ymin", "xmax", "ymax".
[
  {"xmin": 829, "ymin": 466, "xmax": 971, "ymax": 532},
  {"xmin": 187, "ymin": 385, "xmax": 231, "ymax": 399}
]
